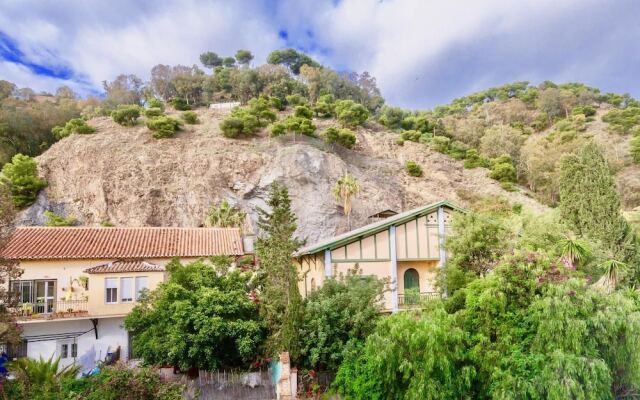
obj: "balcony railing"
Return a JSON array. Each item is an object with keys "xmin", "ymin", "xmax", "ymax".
[
  {"xmin": 398, "ymin": 292, "xmax": 441, "ymax": 308},
  {"xmin": 12, "ymin": 300, "xmax": 89, "ymax": 320}
]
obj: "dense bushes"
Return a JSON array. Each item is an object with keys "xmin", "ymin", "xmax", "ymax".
[
  {"xmin": 632, "ymin": 133, "xmax": 640, "ymax": 164},
  {"xmin": 220, "ymin": 97, "xmax": 277, "ymax": 138},
  {"xmin": 146, "ymin": 116, "xmax": 181, "ymax": 138},
  {"xmin": 334, "ymin": 100, "xmax": 369, "ymax": 127},
  {"xmin": 44, "ymin": 210, "xmax": 76, "ymax": 226},
  {"xmin": 400, "ymin": 129, "xmax": 422, "ymax": 142},
  {"xmin": 147, "ymin": 98, "xmax": 165, "ymax": 111},
  {"xmin": 111, "ymin": 104, "xmax": 141, "ymax": 126},
  {"xmin": 489, "ymin": 154, "xmax": 517, "ymax": 184},
  {"xmin": 51, "ymin": 118, "xmax": 95, "ymax": 139},
  {"xmin": 0, "ymin": 153, "xmax": 46, "ymax": 207},
  {"xmin": 181, "ymin": 111, "xmax": 198, "ymax": 124},
  {"xmin": 143, "ymin": 107, "xmax": 163, "ymax": 118},
  {"xmin": 602, "ymin": 106, "xmax": 640, "ymax": 134},
  {"xmin": 170, "ymin": 97, "xmax": 191, "ymax": 111},
  {"xmin": 321, "ymin": 127, "xmax": 356, "ymax": 148},
  {"xmin": 405, "ymin": 160, "xmax": 423, "ymax": 177}
]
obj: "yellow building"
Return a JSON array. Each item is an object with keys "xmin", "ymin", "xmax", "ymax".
[
  {"xmin": 295, "ymin": 200, "xmax": 464, "ymax": 312},
  {"xmin": 0, "ymin": 226, "xmax": 246, "ymax": 370}
]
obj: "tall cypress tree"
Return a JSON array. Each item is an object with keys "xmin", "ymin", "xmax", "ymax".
[
  {"xmin": 559, "ymin": 142, "xmax": 640, "ymax": 278},
  {"xmin": 255, "ymin": 182, "xmax": 304, "ymax": 360}
]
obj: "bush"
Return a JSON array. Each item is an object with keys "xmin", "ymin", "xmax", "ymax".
[
  {"xmin": 314, "ymin": 94, "xmax": 335, "ymax": 118},
  {"xmin": 572, "ymin": 105, "xmax": 596, "ymax": 117},
  {"xmin": 146, "ymin": 116, "xmax": 181, "ymax": 139},
  {"xmin": 270, "ymin": 122, "xmax": 286, "ymax": 137},
  {"xmin": 170, "ymin": 97, "xmax": 191, "ymax": 111},
  {"xmin": 322, "ymin": 127, "xmax": 357, "ymax": 148},
  {"xmin": 143, "ymin": 107, "xmax": 163, "ymax": 118},
  {"xmin": 44, "ymin": 210, "xmax": 76, "ymax": 226},
  {"xmin": 431, "ymin": 136, "xmax": 451, "ymax": 153},
  {"xmin": 220, "ymin": 108, "xmax": 260, "ymax": 138},
  {"xmin": 378, "ymin": 106, "xmax": 406, "ymax": 129},
  {"xmin": 602, "ymin": 106, "xmax": 640, "ymax": 134},
  {"xmin": 405, "ymin": 160, "xmax": 423, "ymax": 177},
  {"xmin": 147, "ymin": 98, "xmax": 165, "ymax": 111},
  {"xmin": 51, "ymin": 118, "xmax": 95, "ymax": 139},
  {"xmin": 400, "ymin": 130, "xmax": 421, "ymax": 142},
  {"xmin": 111, "ymin": 104, "xmax": 141, "ymax": 126},
  {"xmin": 0, "ymin": 153, "xmax": 47, "ymax": 207},
  {"xmin": 335, "ymin": 100, "xmax": 369, "ymax": 127},
  {"xmin": 181, "ymin": 111, "xmax": 198, "ymax": 124},
  {"xmin": 294, "ymin": 105, "xmax": 313, "ymax": 119},
  {"xmin": 285, "ymin": 116, "xmax": 316, "ymax": 136},
  {"xmin": 631, "ymin": 133, "xmax": 640, "ymax": 164},
  {"xmin": 463, "ymin": 149, "xmax": 490, "ymax": 169},
  {"xmin": 490, "ymin": 158, "xmax": 517, "ymax": 183},
  {"xmin": 285, "ymin": 93, "xmax": 307, "ymax": 106}
]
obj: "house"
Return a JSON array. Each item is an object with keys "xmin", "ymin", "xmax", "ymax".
[
  {"xmin": 0, "ymin": 226, "xmax": 246, "ymax": 370},
  {"xmin": 295, "ymin": 200, "xmax": 465, "ymax": 312}
]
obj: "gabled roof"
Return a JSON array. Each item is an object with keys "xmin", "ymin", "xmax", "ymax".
[
  {"xmin": 296, "ymin": 200, "xmax": 466, "ymax": 256},
  {"xmin": 1, "ymin": 227, "xmax": 245, "ymax": 260},
  {"xmin": 84, "ymin": 260, "xmax": 165, "ymax": 274}
]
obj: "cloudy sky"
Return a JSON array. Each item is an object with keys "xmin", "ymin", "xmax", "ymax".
[{"xmin": 1, "ymin": 0, "xmax": 639, "ymax": 108}]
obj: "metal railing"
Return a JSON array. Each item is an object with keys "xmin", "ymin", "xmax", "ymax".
[
  {"xmin": 398, "ymin": 292, "xmax": 441, "ymax": 308},
  {"xmin": 13, "ymin": 299, "xmax": 89, "ymax": 320}
]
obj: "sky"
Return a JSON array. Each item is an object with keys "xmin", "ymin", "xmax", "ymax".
[{"xmin": 1, "ymin": 0, "xmax": 639, "ymax": 109}]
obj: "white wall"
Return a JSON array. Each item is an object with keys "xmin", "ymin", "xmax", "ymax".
[{"xmin": 20, "ymin": 316, "xmax": 128, "ymax": 372}]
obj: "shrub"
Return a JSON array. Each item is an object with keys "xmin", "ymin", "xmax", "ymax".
[
  {"xmin": 143, "ymin": 107, "xmax": 163, "ymax": 118},
  {"xmin": 285, "ymin": 116, "xmax": 316, "ymax": 136},
  {"xmin": 405, "ymin": 160, "xmax": 423, "ymax": 177},
  {"xmin": 146, "ymin": 116, "xmax": 181, "ymax": 139},
  {"xmin": 51, "ymin": 118, "xmax": 96, "ymax": 139},
  {"xmin": 322, "ymin": 127, "xmax": 357, "ymax": 148},
  {"xmin": 269, "ymin": 96, "xmax": 285, "ymax": 111},
  {"xmin": 147, "ymin": 98, "xmax": 165, "ymax": 111},
  {"xmin": 170, "ymin": 97, "xmax": 191, "ymax": 111},
  {"xmin": 602, "ymin": 106, "xmax": 640, "ymax": 134},
  {"xmin": 181, "ymin": 111, "xmax": 198, "ymax": 124},
  {"xmin": 314, "ymin": 94, "xmax": 335, "ymax": 118},
  {"xmin": 0, "ymin": 153, "xmax": 47, "ymax": 207},
  {"xmin": 285, "ymin": 93, "xmax": 307, "ymax": 106},
  {"xmin": 44, "ymin": 210, "xmax": 76, "ymax": 226},
  {"xmin": 220, "ymin": 108, "xmax": 260, "ymax": 138},
  {"xmin": 463, "ymin": 149, "xmax": 490, "ymax": 169},
  {"xmin": 431, "ymin": 136, "xmax": 451, "ymax": 153},
  {"xmin": 490, "ymin": 157, "xmax": 517, "ymax": 183},
  {"xmin": 400, "ymin": 130, "xmax": 421, "ymax": 142},
  {"xmin": 378, "ymin": 106, "xmax": 406, "ymax": 129},
  {"xmin": 631, "ymin": 133, "xmax": 640, "ymax": 164},
  {"xmin": 111, "ymin": 104, "xmax": 141, "ymax": 126},
  {"xmin": 572, "ymin": 105, "xmax": 596, "ymax": 117},
  {"xmin": 335, "ymin": 100, "xmax": 369, "ymax": 127},
  {"xmin": 294, "ymin": 105, "xmax": 313, "ymax": 119},
  {"xmin": 270, "ymin": 122, "xmax": 286, "ymax": 137},
  {"xmin": 247, "ymin": 97, "xmax": 277, "ymax": 125}
]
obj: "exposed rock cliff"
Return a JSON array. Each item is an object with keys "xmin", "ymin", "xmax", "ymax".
[{"xmin": 22, "ymin": 110, "xmax": 546, "ymax": 244}]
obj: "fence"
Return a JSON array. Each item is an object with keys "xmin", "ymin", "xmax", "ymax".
[
  {"xmin": 188, "ymin": 369, "xmax": 276, "ymax": 400},
  {"xmin": 209, "ymin": 101, "xmax": 240, "ymax": 110}
]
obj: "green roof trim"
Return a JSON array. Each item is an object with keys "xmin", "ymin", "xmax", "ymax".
[{"xmin": 296, "ymin": 200, "xmax": 467, "ymax": 256}]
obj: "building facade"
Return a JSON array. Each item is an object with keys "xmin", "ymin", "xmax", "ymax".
[
  {"xmin": 1, "ymin": 227, "xmax": 245, "ymax": 372},
  {"xmin": 295, "ymin": 200, "xmax": 464, "ymax": 312}
]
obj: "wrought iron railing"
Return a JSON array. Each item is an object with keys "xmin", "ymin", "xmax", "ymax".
[
  {"xmin": 398, "ymin": 292, "xmax": 441, "ymax": 308},
  {"xmin": 12, "ymin": 299, "xmax": 89, "ymax": 320}
]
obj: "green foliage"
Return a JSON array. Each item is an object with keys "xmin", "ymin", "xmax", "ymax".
[
  {"xmin": 146, "ymin": 98, "xmax": 165, "ymax": 111},
  {"xmin": 143, "ymin": 107, "xmax": 163, "ymax": 118},
  {"xmin": 220, "ymin": 98, "xmax": 278, "ymax": 138},
  {"xmin": 489, "ymin": 154, "xmax": 517, "ymax": 183},
  {"xmin": 313, "ymin": 94, "xmax": 335, "ymax": 118},
  {"xmin": 322, "ymin": 127, "xmax": 356, "ymax": 148},
  {"xmin": 206, "ymin": 199, "xmax": 246, "ymax": 228},
  {"xmin": 285, "ymin": 93, "xmax": 307, "ymax": 107},
  {"xmin": 200, "ymin": 51, "xmax": 223, "ymax": 68},
  {"xmin": 404, "ymin": 160, "xmax": 423, "ymax": 177},
  {"xmin": 463, "ymin": 149, "xmax": 490, "ymax": 169},
  {"xmin": 61, "ymin": 363, "xmax": 184, "ymax": 400},
  {"xmin": 572, "ymin": 105, "xmax": 596, "ymax": 117},
  {"xmin": 124, "ymin": 259, "xmax": 264, "ymax": 370},
  {"xmin": 146, "ymin": 116, "xmax": 181, "ymax": 139},
  {"xmin": 334, "ymin": 100, "xmax": 369, "ymax": 127},
  {"xmin": 170, "ymin": 97, "xmax": 191, "ymax": 111},
  {"xmin": 270, "ymin": 116, "xmax": 316, "ymax": 137},
  {"xmin": 44, "ymin": 210, "xmax": 76, "ymax": 226},
  {"xmin": 51, "ymin": 118, "xmax": 95, "ymax": 139},
  {"xmin": 267, "ymin": 48, "xmax": 320, "ymax": 74},
  {"xmin": 235, "ymin": 49, "xmax": 254, "ymax": 66},
  {"xmin": 0, "ymin": 153, "xmax": 46, "ymax": 207},
  {"xmin": 181, "ymin": 111, "xmax": 198, "ymax": 124},
  {"xmin": 602, "ymin": 106, "xmax": 640, "ymax": 134},
  {"xmin": 434, "ymin": 81, "xmax": 531, "ymax": 117},
  {"xmin": 631, "ymin": 133, "xmax": 640, "ymax": 164},
  {"xmin": 299, "ymin": 269, "xmax": 386, "ymax": 371},
  {"xmin": 111, "ymin": 104, "xmax": 141, "ymax": 126},
  {"xmin": 294, "ymin": 105, "xmax": 313, "ymax": 119},
  {"xmin": 255, "ymin": 182, "xmax": 304, "ymax": 359},
  {"xmin": 378, "ymin": 106, "xmax": 407, "ymax": 129},
  {"xmin": 6, "ymin": 356, "xmax": 80, "ymax": 400},
  {"xmin": 400, "ymin": 129, "xmax": 421, "ymax": 142},
  {"xmin": 402, "ymin": 113, "xmax": 433, "ymax": 133}
]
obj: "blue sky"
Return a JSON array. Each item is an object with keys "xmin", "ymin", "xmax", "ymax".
[{"xmin": 1, "ymin": 0, "xmax": 639, "ymax": 108}]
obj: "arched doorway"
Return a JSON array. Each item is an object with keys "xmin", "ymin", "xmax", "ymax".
[{"xmin": 403, "ymin": 268, "xmax": 420, "ymax": 305}]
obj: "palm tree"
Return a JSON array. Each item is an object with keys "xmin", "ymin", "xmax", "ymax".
[
  {"xmin": 206, "ymin": 200, "xmax": 247, "ymax": 231},
  {"xmin": 7, "ymin": 356, "xmax": 80, "ymax": 397},
  {"xmin": 593, "ymin": 259, "xmax": 627, "ymax": 294},
  {"xmin": 332, "ymin": 173, "xmax": 361, "ymax": 230},
  {"xmin": 559, "ymin": 237, "xmax": 591, "ymax": 270}
]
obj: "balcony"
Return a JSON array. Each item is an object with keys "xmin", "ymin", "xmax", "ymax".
[
  {"xmin": 398, "ymin": 291, "xmax": 441, "ymax": 309},
  {"xmin": 12, "ymin": 300, "xmax": 89, "ymax": 321}
]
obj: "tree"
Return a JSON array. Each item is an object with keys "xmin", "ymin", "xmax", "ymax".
[
  {"xmin": 102, "ymin": 74, "xmax": 144, "ymax": 107},
  {"xmin": 334, "ymin": 100, "xmax": 369, "ymax": 127},
  {"xmin": 255, "ymin": 182, "xmax": 304, "ymax": 359},
  {"xmin": 267, "ymin": 49, "xmax": 320, "ymax": 75},
  {"xmin": 199, "ymin": 51, "xmax": 223, "ymax": 69},
  {"xmin": 124, "ymin": 259, "xmax": 264, "ymax": 371},
  {"xmin": 559, "ymin": 142, "xmax": 640, "ymax": 277},
  {"xmin": 0, "ymin": 154, "xmax": 46, "ymax": 207},
  {"xmin": 206, "ymin": 199, "xmax": 246, "ymax": 229},
  {"xmin": 235, "ymin": 49, "xmax": 254, "ymax": 66},
  {"xmin": 332, "ymin": 173, "xmax": 360, "ymax": 229},
  {"xmin": 55, "ymin": 86, "xmax": 76, "ymax": 99},
  {"xmin": 222, "ymin": 56, "xmax": 236, "ymax": 68},
  {"xmin": 0, "ymin": 80, "xmax": 16, "ymax": 101}
]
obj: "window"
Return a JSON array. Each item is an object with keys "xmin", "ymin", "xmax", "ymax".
[
  {"xmin": 120, "ymin": 277, "xmax": 133, "ymax": 303},
  {"xmin": 135, "ymin": 277, "xmax": 149, "ymax": 301},
  {"xmin": 61, "ymin": 343, "xmax": 68, "ymax": 358},
  {"xmin": 105, "ymin": 278, "xmax": 118, "ymax": 304},
  {"xmin": 59, "ymin": 341, "xmax": 77, "ymax": 359},
  {"xmin": 71, "ymin": 343, "xmax": 77, "ymax": 358}
]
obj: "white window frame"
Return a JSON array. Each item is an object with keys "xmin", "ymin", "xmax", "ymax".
[
  {"xmin": 120, "ymin": 277, "xmax": 134, "ymax": 303},
  {"xmin": 58, "ymin": 340, "xmax": 77, "ymax": 359},
  {"xmin": 135, "ymin": 276, "xmax": 149, "ymax": 301},
  {"xmin": 105, "ymin": 278, "xmax": 118, "ymax": 304}
]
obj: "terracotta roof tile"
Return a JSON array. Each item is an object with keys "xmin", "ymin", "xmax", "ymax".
[
  {"xmin": 84, "ymin": 260, "xmax": 165, "ymax": 274},
  {"xmin": 1, "ymin": 227, "xmax": 244, "ymax": 260}
]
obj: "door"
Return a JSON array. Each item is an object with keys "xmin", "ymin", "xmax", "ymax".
[
  {"xmin": 403, "ymin": 269, "xmax": 420, "ymax": 305},
  {"xmin": 35, "ymin": 280, "xmax": 56, "ymax": 314}
]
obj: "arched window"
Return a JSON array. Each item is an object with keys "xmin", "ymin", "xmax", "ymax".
[{"xmin": 403, "ymin": 268, "xmax": 420, "ymax": 305}]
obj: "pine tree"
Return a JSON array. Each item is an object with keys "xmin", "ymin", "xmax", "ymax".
[
  {"xmin": 559, "ymin": 142, "xmax": 640, "ymax": 279},
  {"xmin": 255, "ymin": 182, "xmax": 304, "ymax": 359}
]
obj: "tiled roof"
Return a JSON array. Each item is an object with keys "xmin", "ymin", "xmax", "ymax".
[
  {"xmin": 1, "ymin": 227, "xmax": 245, "ymax": 260},
  {"xmin": 84, "ymin": 260, "xmax": 165, "ymax": 274}
]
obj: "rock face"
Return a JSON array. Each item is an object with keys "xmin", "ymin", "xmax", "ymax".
[{"xmin": 23, "ymin": 110, "xmax": 546, "ymax": 245}]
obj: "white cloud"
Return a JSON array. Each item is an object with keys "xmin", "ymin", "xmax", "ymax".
[{"xmin": 0, "ymin": 61, "xmax": 90, "ymax": 94}]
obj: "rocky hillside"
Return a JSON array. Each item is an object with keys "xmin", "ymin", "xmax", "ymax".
[{"xmin": 20, "ymin": 108, "xmax": 545, "ymax": 244}]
